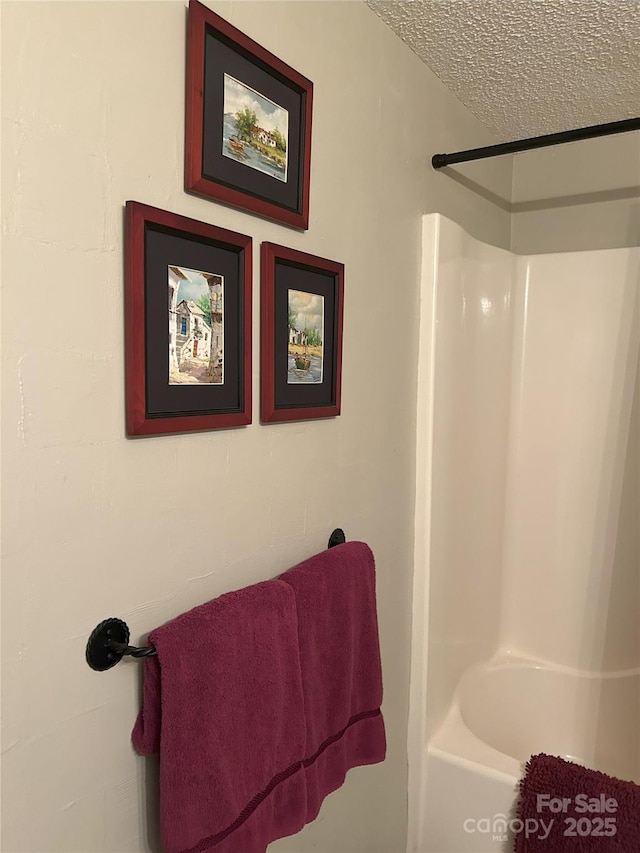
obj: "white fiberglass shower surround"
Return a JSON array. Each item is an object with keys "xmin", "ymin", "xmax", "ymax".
[{"xmin": 409, "ymin": 215, "xmax": 640, "ymax": 853}]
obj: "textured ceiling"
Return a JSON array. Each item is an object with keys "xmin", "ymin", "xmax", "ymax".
[{"xmin": 366, "ymin": 0, "xmax": 640, "ymax": 140}]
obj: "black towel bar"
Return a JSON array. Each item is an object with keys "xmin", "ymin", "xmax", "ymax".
[{"xmin": 85, "ymin": 528, "xmax": 347, "ymax": 671}]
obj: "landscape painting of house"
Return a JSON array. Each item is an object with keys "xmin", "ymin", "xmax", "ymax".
[
  {"xmin": 222, "ymin": 74, "xmax": 288, "ymax": 182},
  {"xmin": 168, "ymin": 266, "xmax": 224, "ymax": 385},
  {"xmin": 287, "ymin": 289, "xmax": 324, "ymax": 384}
]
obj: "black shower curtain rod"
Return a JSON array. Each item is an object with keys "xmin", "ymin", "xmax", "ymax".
[{"xmin": 432, "ymin": 116, "xmax": 640, "ymax": 169}]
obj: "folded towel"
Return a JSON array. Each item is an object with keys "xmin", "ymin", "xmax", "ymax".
[
  {"xmin": 515, "ymin": 753, "xmax": 640, "ymax": 852},
  {"xmin": 279, "ymin": 540, "xmax": 386, "ymax": 821},
  {"xmin": 132, "ymin": 580, "xmax": 307, "ymax": 853}
]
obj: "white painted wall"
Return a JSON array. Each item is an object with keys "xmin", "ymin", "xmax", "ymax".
[
  {"xmin": 511, "ymin": 133, "xmax": 640, "ymax": 253},
  {"xmin": 0, "ymin": 3, "xmax": 511, "ymax": 852}
]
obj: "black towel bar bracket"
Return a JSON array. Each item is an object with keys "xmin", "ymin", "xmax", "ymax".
[
  {"xmin": 86, "ymin": 528, "xmax": 347, "ymax": 671},
  {"xmin": 85, "ymin": 617, "xmax": 157, "ymax": 671},
  {"xmin": 328, "ymin": 527, "xmax": 345, "ymax": 548}
]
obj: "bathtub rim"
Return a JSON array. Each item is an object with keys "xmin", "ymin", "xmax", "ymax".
[{"xmin": 445, "ymin": 652, "xmax": 639, "ymax": 771}]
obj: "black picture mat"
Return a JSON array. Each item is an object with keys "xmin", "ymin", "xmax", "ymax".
[
  {"xmin": 274, "ymin": 261, "xmax": 337, "ymax": 409},
  {"xmin": 144, "ymin": 224, "xmax": 244, "ymax": 417},
  {"xmin": 202, "ymin": 27, "xmax": 304, "ymax": 214}
]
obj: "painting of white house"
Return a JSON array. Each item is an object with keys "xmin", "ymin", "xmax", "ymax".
[
  {"xmin": 168, "ymin": 266, "xmax": 224, "ymax": 385},
  {"xmin": 222, "ymin": 74, "xmax": 288, "ymax": 182},
  {"xmin": 287, "ymin": 289, "xmax": 324, "ymax": 384}
]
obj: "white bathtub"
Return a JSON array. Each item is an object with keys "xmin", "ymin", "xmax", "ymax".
[
  {"xmin": 411, "ymin": 217, "xmax": 640, "ymax": 853},
  {"xmin": 419, "ymin": 656, "xmax": 640, "ymax": 853}
]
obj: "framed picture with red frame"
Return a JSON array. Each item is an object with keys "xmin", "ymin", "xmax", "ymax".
[
  {"xmin": 261, "ymin": 243, "xmax": 344, "ymax": 423},
  {"xmin": 125, "ymin": 201, "xmax": 252, "ymax": 436},
  {"xmin": 185, "ymin": 1, "xmax": 313, "ymax": 230}
]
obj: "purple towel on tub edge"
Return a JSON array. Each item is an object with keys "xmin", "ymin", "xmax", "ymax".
[
  {"xmin": 132, "ymin": 541, "xmax": 386, "ymax": 853},
  {"xmin": 515, "ymin": 753, "xmax": 640, "ymax": 852},
  {"xmin": 279, "ymin": 540, "xmax": 386, "ymax": 822}
]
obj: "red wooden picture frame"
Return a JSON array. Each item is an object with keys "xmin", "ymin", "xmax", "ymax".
[
  {"xmin": 185, "ymin": 1, "xmax": 313, "ymax": 230},
  {"xmin": 125, "ymin": 201, "xmax": 252, "ymax": 436},
  {"xmin": 261, "ymin": 243, "xmax": 344, "ymax": 423}
]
